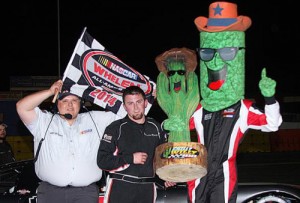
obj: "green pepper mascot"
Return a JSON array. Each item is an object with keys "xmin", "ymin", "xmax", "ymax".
[
  {"xmin": 187, "ymin": 2, "xmax": 283, "ymax": 203},
  {"xmin": 155, "ymin": 48, "xmax": 199, "ymax": 142},
  {"xmin": 154, "ymin": 48, "xmax": 208, "ymax": 182}
]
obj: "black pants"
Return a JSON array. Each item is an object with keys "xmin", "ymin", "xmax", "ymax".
[
  {"xmin": 105, "ymin": 179, "xmax": 156, "ymax": 203},
  {"xmin": 37, "ymin": 181, "xmax": 99, "ymax": 203}
]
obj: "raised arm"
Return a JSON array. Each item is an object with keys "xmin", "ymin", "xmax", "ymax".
[{"xmin": 16, "ymin": 80, "xmax": 63, "ymax": 125}]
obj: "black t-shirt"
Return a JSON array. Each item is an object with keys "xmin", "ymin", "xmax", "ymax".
[{"xmin": 0, "ymin": 141, "xmax": 15, "ymax": 165}]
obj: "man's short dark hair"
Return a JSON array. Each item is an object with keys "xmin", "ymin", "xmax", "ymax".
[
  {"xmin": 0, "ymin": 123, "xmax": 8, "ymax": 128},
  {"xmin": 122, "ymin": 86, "xmax": 146, "ymax": 101}
]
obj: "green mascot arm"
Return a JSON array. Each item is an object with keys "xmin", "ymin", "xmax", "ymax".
[
  {"xmin": 157, "ymin": 72, "xmax": 172, "ymax": 114},
  {"xmin": 185, "ymin": 72, "xmax": 200, "ymax": 118}
]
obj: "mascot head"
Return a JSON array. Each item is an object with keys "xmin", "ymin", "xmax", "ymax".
[
  {"xmin": 155, "ymin": 48, "xmax": 197, "ymax": 93},
  {"xmin": 195, "ymin": 2, "xmax": 252, "ymax": 111}
]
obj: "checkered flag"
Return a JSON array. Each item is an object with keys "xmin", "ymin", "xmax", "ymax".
[{"xmin": 62, "ymin": 27, "xmax": 156, "ymax": 116}]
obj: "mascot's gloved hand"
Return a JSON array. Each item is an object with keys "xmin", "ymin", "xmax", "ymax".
[{"xmin": 259, "ymin": 68, "xmax": 276, "ymax": 97}]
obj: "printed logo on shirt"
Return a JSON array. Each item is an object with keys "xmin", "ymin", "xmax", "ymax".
[
  {"xmin": 144, "ymin": 133, "xmax": 159, "ymax": 137},
  {"xmin": 102, "ymin": 134, "xmax": 112, "ymax": 143},
  {"xmin": 204, "ymin": 113, "xmax": 212, "ymax": 120},
  {"xmin": 222, "ymin": 108, "xmax": 235, "ymax": 118},
  {"xmin": 80, "ymin": 129, "xmax": 92, "ymax": 134}
]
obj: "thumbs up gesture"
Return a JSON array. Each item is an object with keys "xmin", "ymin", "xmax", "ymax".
[{"xmin": 259, "ymin": 68, "xmax": 276, "ymax": 97}]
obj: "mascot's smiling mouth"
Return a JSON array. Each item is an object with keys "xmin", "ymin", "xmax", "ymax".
[
  {"xmin": 207, "ymin": 65, "xmax": 227, "ymax": 90},
  {"xmin": 174, "ymin": 81, "xmax": 181, "ymax": 92}
]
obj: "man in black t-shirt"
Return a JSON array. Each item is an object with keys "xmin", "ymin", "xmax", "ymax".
[{"xmin": 0, "ymin": 123, "xmax": 15, "ymax": 165}]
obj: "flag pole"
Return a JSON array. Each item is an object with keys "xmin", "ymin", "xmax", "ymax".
[
  {"xmin": 52, "ymin": 90, "xmax": 59, "ymax": 103},
  {"xmin": 52, "ymin": 0, "xmax": 61, "ymax": 104},
  {"xmin": 57, "ymin": 0, "xmax": 61, "ymax": 78},
  {"xmin": 62, "ymin": 27, "xmax": 87, "ymax": 81}
]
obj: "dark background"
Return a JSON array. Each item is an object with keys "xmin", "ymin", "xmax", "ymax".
[
  {"xmin": 1, "ymin": 1, "xmax": 300, "ymax": 195},
  {"xmin": 2, "ymin": 0, "xmax": 298, "ymax": 98}
]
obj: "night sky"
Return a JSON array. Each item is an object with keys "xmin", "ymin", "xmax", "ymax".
[{"xmin": 2, "ymin": 0, "xmax": 298, "ymax": 98}]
